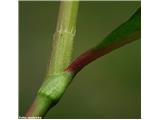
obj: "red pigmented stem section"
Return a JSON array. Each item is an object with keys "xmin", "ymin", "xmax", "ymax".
[
  {"xmin": 65, "ymin": 8, "xmax": 141, "ymax": 74},
  {"xmin": 65, "ymin": 31, "xmax": 140, "ymax": 74}
]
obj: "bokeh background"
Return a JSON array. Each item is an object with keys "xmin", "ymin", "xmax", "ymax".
[{"xmin": 19, "ymin": 1, "xmax": 141, "ymax": 119}]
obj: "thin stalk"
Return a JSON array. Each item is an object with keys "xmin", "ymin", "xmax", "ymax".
[
  {"xmin": 25, "ymin": 95, "xmax": 53, "ymax": 118},
  {"xmin": 48, "ymin": 0, "xmax": 79, "ymax": 75},
  {"xmin": 25, "ymin": 1, "xmax": 79, "ymax": 118},
  {"xmin": 66, "ymin": 8, "xmax": 141, "ymax": 74},
  {"xmin": 24, "ymin": 6, "xmax": 140, "ymax": 118},
  {"xmin": 31, "ymin": 8, "xmax": 140, "ymax": 118}
]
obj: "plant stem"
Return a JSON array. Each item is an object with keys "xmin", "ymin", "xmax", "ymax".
[
  {"xmin": 66, "ymin": 8, "xmax": 141, "ymax": 74},
  {"xmin": 25, "ymin": 94, "xmax": 53, "ymax": 118},
  {"xmin": 48, "ymin": 0, "xmax": 79, "ymax": 75},
  {"xmin": 25, "ymin": 1, "xmax": 79, "ymax": 118},
  {"xmin": 24, "ymin": 6, "xmax": 140, "ymax": 118}
]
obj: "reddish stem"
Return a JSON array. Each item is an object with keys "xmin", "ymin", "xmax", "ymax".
[{"xmin": 65, "ymin": 31, "xmax": 140, "ymax": 74}]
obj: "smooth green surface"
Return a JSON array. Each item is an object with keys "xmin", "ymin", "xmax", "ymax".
[
  {"xmin": 19, "ymin": 1, "xmax": 141, "ymax": 118},
  {"xmin": 26, "ymin": 95, "xmax": 53, "ymax": 118}
]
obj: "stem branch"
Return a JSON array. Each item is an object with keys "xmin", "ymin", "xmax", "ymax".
[{"xmin": 24, "ymin": 6, "xmax": 140, "ymax": 118}]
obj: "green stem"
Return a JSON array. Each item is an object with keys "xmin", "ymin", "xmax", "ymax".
[
  {"xmin": 25, "ymin": 95, "xmax": 53, "ymax": 118},
  {"xmin": 25, "ymin": 1, "xmax": 79, "ymax": 118},
  {"xmin": 38, "ymin": 9, "xmax": 140, "ymax": 107},
  {"xmin": 48, "ymin": 0, "xmax": 79, "ymax": 75},
  {"xmin": 25, "ymin": 6, "xmax": 140, "ymax": 118}
]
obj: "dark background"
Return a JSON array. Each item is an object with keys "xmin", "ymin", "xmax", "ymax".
[{"xmin": 19, "ymin": 1, "xmax": 141, "ymax": 119}]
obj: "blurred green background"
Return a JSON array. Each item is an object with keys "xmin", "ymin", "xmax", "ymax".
[{"xmin": 19, "ymin": 1, "xmax": 141, "ymax": 119}]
